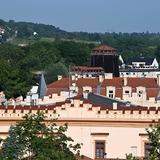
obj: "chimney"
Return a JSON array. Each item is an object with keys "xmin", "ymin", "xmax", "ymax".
[
  {"xmin": 123, "ymin": 77, "xmax": 127, "ymax": 86},
  {"xmin": 88, "ymin": 74, "xmax": 92, "ymax": 78},
  {"xmin": 83, "ymin": 91, "xmax": 89, "ymax": 99},
  {"xmin": 157, "ymin": 75, "xmax": 160, "ymax": 86},
  {"xmin": 71, "ymin": 75, "xmax": 76, "ymax": 81},
  {"xmin": 104, "ymin": 73, "xmax": 113, "ymax": 79},
  {"xmin": 58, "ymin": 75, "xmax": 62, "ymax": 80},
  {"xmin": 99, "ymin": 75, "xmax": 104, "ymax": 83},
  {"xmin": 113, "ymin": 102, "xmax": 117, "ymax": 110}
]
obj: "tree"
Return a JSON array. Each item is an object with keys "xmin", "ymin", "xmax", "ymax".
[
  {"xmin": 0, "ymin": 113, "xmax": 81, "ymax": 160},
  {"xmin": 45, "ymin": 61, "xmax": 68, "ymax": 83},
  {"xmin": 1, "ymin": 126, "xmax": 25, "ymax": 160},
  {"xmin": 155, "ymin": 45, "xmax": 160, "ymax": 63},
  {"xmin": 126, "ymin": 153, "xmax": 138, "ymax": 160},
  {"xmin": 146, "ymin": 120, "xmax": 160, "ymax": 160}
]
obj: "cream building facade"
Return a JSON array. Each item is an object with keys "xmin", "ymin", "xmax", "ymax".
[{"xmin": 0, "ymin": 98, "xmax": 159, "ymax": 159}]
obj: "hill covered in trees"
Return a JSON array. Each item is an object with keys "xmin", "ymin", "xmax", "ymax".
[
  {"xmin": 0, "ymin": 19, "xmax": 160, "ymax": 98},
  {"xmin": 0, "ymin": 40, "xmax": 92, "ymax": 98}
]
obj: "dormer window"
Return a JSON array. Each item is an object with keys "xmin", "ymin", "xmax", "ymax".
[
  {"xmin": 109, "ymin": 90, "xmax": 113, "ymax": 98},
  {"xmin": 125, "ymin": 90, "xmax": 130, "ymax": 94},
  {"xmin": 138, "ymin": 91, "xmax": 143, "ymax": 97},
  {"xmin": 107, "ymin": 86, "xmax": 115, "ymax": 98}
]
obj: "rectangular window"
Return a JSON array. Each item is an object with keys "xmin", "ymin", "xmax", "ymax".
[
  {"xmin": 138, "ymin": 91, "xmax": 143, "ymax": 97},
  {"xmin": 109, "ymin": 90, "xmax": 113, "ymax": 98},
  {"xmin": 144, "ymin": 143, "xmax": 151, "ymax": 158},
  {"xmin": 95, "ymin": 141, "xmax": 105, "ymax": 158},
  {"xmin": 125, "ymin": 90, "xmax": 130, "ymax": 94}
]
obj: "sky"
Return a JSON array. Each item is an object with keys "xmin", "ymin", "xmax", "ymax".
[{"xmin": 0, "ymin": 0, "xmax": 160, "ymax": 33}]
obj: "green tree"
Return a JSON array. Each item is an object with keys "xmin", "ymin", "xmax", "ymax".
[
  {"xmin": 126, "ymin": 153, "xmax": 138, "ymax": 160},
  {"xmin": 155, "ymin": 45, "xmax": 160, "ymax": 63},
  {"xmin": 0, "ymin": 113, "xmax": 81, "ymax": 160},
  {"xmin": 1, "ymin": 126, "xmax": 25, "ymax": 160},
  {"xmin": 45, "ymin": 61, "xmax": 68, "ymax": 83},
  {"xmin": 146, "ymin": 120, "xmax": 160, "ymax": 160}
]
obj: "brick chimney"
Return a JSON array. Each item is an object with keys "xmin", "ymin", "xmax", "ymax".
[
  {"xmin": 58, "ymin": 75, "xmax": 62, "ymax": 80},
  {"xmin": 113, "ymin": 102, "xmax": 117, "ymax": 110},
  {"xmin": 104, "ymin": 73, "xmax": 113, "ymax": 79},
  {"xmin": 99, "ymin": 75, "xmax": 104, "ymax": 83}
]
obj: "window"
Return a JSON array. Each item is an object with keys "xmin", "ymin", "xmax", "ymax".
[
  {"xmin": 95, "ymin": 141, "xmax": 105, "ymax": 158},
  {"xmin": 109, "ymin": 90, "xmax": 113, "ymax": 98},
  {"xmin": 125, "ymin": 90, "xmax": 130, "ymax": 94},
  {"xmin": 144, "ymin": 143, "xmax": 151, "ymax": 158},
  {"xmin": 138, "ymin": 91, "xmax": 143, "ymax": 97}
]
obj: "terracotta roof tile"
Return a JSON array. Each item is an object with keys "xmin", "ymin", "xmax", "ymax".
[
  {"xmin": 127, "ymin": 78, "xmax": 158, "ymax": 88},
  {"xmin": 47, "ymin": 77, "xmax": 159, "ymax": 100},
  {"xmin": 93, "ymin": 45, "xmax": 117, "ymax": 51},
  {"xmin": 102, "ymin": 77, "xmax": 123, "ymax": 88},
  {"xmin": 48, "ymin": 78, "xmax": 69, "ymax": 89},
  {"xmin": 71, "ymin": 66, "xmax": 104, "ymax": 71},
  {"xmin": 46, "ymin": 89, "xmax": 62, "ymax": 96},
  {"xmin": 146, "ymin": 89, "xmax": 159, "ymax": 100},
  {"xmin": 100, "ymin": 88, "xmax": 106, "ymax": 96},
  {"xmin": 76, "ymin": 78, "xmax": 99, "ymax": 88},
  {"xmin": 115, "ymin": 88, "xmax": 122, "ymax": 99}
]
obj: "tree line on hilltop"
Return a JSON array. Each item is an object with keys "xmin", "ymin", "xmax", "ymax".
[{"xmin": 0, "ymin": 40, "xmax": 92, "ymax": 98}]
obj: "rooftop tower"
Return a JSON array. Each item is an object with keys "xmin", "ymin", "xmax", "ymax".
[{"xmin": 91, "ymin": 45, "xmax": 119, "ymax": 77}]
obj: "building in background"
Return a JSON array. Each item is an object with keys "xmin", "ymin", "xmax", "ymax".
[
  {"xmin": 119, "ymin": 55, "xmax": 160, "ymax": 77},
  {"xmin": 91, "ymin": 45, "xmax": 119, "ymax": 77},
  {"xmin": 1, "ymin": 44, "xmax": 160, "ymax": 159}
]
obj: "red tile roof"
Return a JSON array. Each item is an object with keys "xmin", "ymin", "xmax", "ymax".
[
  {"xmin": 93, "ymin": 45, "xmax": 117, "ymax": 51},
  {"xmin": 46, "ymin": 89, "xmax": 62, "ymax": 96},
  {"xmin": 115, "ymin": 88, "xmax": 122, "ymax": 99},
  {"xmin": 76, "ymin": 78, "xmax": 99, "ymax": 88},
  {"xmin": 71, "ymin": 66, "xmax": 104, "ymax": 71},
  {"xmin": 102, "ymin": 77, "xmax": 123, "ymax": 88},
  {"xmin": 47, "ymin": 77, "xmax": 159, "ymax": 99},
  {"xmin": 100, "ymin": 88, "xmax": 106, "ymax": 96},
  {"xmin": 48, "ymin": 78, "xmax": 70, "ymax": 89},
  {"xmin": 146, "ymin": 89, "xmax": 159, "ymax": 100},
  {"xmin": 127, "ymin": 78, "xmax": 158, "ymax": 88},
  {"xmin": 102, "ymin": 77, "xmax": 158, "ymax": 88}
]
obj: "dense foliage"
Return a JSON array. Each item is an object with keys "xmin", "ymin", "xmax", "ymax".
[
  {"xmin": 146, "ymin": 120, "xmax": 160, "ymax": 160},
  {"xmin": 0, "ymin": 40, "xmax": 92, "ymax": 98},
  {"xmin": 0, "ymin": 113, "xmax": 81, "ymax": 160}
]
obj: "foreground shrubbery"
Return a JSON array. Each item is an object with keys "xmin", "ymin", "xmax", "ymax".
[{"xmin": 0, "ymin": 113, "xmax": 81, "ymax": 160}]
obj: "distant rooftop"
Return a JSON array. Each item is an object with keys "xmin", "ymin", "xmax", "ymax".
[
  {"xmin": 93, "ymin": 45, "xmax": 117, "ymax": 52},
  {"xmin": 92, "ymin": 45, "xmax": 117, "ymax": 55},
  {"xmin": 127, "ymin": 56, "xmax": 154, "ymax": 65},
  {"xmin": 71, "ymin": 66, "xmax": 104, "ymax": 71}
]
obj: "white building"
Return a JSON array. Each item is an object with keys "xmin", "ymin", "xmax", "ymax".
[{"xmin": 119, "ymin": 55, "xmax": 160, "ymax": 78}]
